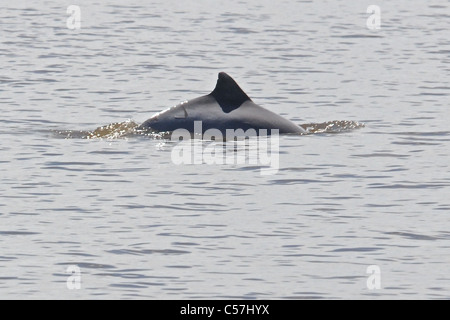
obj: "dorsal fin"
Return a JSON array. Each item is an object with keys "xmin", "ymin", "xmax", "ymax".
[{"xmin": 210, "ymin": 72, "xmax": 252, "ymax": 113}]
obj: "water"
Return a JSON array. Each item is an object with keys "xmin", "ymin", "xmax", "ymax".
[{"xmin": 1, "ymin": 0, "xmax": 449, "ymax": 299}]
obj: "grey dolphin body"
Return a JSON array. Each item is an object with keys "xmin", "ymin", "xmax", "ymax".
[{"xmin": 138, "ymin": 72, "xmax": 306, "ymax": 135}]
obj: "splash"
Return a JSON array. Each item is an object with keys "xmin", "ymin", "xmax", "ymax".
[
  {"xmin": 87, "ymin": 120, "xmax": 140, "ymax": 139},
  {"xmin": 55, "ymin": 119, "xmax": 139, "ymax": 139},
  {"xmin": 55, "ymin": 119, "xmax": 364, "ymax": 139},
  {"xmin": 300, "ymin": 120, "xmax": 365, "ymax": 134},
  {"xmin": 54, "ymin": 119, "xmax": 172, "ymax": 140}
]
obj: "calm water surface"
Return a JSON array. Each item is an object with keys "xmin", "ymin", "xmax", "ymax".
[{"xmin": 0, "ymin": 0, "xmax": 449, "ymax": 299}]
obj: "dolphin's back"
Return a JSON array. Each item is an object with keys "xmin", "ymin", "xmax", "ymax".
[{"xmin": 139, "ymin": 73, "xmax": 306, "ymax": 135}]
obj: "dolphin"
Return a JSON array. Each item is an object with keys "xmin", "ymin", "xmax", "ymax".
[{"xmin": 138, "ymin": 72, "xmax": 306, "ymax": 136}]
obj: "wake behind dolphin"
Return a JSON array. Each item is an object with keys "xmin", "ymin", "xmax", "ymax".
[{"xmin": 55, "ymin": 72, "xmax": 364, "ymax": 139}]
